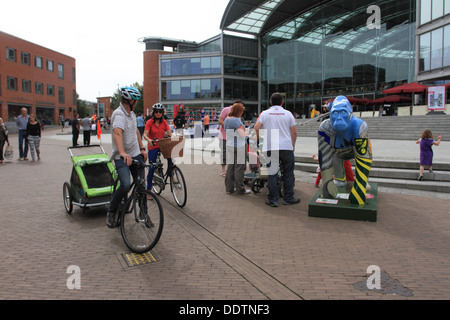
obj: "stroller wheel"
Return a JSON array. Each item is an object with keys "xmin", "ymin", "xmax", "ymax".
[{"xmin": 250, "ymin": 177, "xmax": 262, "ymax": 193}]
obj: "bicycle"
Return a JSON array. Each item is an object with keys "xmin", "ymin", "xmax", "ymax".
[
  {"xmin": 112, "ymin": 159, "xmax": 164, "ymax": 254},
  {"xmin": 151, "ymin": 148, "xmax": 187, "ymax": 208}
]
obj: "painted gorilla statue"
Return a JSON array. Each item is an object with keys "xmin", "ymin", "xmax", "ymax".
[{"xmin": 318, "ymin": 96, "xmax": 372, "ymax": 205}]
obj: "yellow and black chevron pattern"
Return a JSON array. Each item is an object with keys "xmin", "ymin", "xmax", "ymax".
[{"xmin": 349, "ymin": 155, "xmax": 372, "ymax": 205}]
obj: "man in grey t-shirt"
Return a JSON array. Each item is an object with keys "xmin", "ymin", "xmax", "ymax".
[
  {"xmin": 81, "ymin": 114, "xmax": 92, "ymax": 146},
  {"xmin": 107, "ymin": 87, "xmax": 147, "ymax": 228}
]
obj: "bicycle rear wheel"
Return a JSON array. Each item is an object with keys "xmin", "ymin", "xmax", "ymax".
[
  {"xmin": 152, "ymin": 167, "xmax": 164, "ymax": 195},
  {"xmin": 120, "ymin": 190, "xmax": 164, "ymax": 254},
  {"xmin": 170, "ymin": 166, "xmax": 187, "ymax": 207}
]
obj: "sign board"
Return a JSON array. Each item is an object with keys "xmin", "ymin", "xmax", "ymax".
[{"xmin": 427, "ymin": 85, "xmax": 446, "ymax": 111}]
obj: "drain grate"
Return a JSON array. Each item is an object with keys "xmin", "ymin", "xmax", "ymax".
[{"xmin": 121, "ymin": 251, "xmax": 160, "ymax": 268}]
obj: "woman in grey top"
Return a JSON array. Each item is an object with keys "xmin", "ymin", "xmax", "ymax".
[{"xmin": 224, "ymin": 102, "xmax": 250, "ymax": 195}]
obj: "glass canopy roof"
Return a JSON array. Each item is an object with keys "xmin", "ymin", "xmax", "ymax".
[{"xmin": 226, "ymin": 0, "xmax": 283, "ymax": 34}]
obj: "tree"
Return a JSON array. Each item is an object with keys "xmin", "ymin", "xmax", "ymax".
[
  {"xmin": 75, "ymin": 93, "xmax": 88, "ymax": 117},
  {"xmin": 111, "ymin": 82, "xmax": 143, "ymax": 114}
]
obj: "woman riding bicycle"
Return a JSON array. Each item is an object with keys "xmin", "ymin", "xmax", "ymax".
[{"xmin": 143, "ymin": 103, "xmax": 173, "ymax": 199}]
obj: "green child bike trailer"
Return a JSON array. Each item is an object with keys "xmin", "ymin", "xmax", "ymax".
[{"xmin": 63, "ymin": 145, "xmax": 117, "ymax": 214}]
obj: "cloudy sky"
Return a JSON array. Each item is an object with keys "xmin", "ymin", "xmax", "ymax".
[{"xmin": 1, "ymin": 0, "xmax": 230, "ymax": 102}]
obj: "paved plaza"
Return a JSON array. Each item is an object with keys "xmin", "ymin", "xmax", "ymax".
[{"xmin": 0, "ymin": 127, "xmax": 449, "ymax": 302}]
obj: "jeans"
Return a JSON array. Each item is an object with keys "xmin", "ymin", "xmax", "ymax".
[
  {"xmin": 146, "ymin": 149, "xmax": 160, "ymax": 190},
  {"xmin": 18, "ymin": 130, "xmax": 29, "ymax": 158},
  {"xmin": 266, "ymin": 150, "xmax": 295, "ymax": 205},
  {"xmin": 108, "ymin": 154, "xmax": 145, "ymax": 214}
]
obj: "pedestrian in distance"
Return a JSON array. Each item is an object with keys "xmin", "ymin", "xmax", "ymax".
[
  {"xmin": 0, "ymin": 117, "xmax": 10, "ymax": 164},
  {"xmin": 254, "ymin": 92, "xmax": 300, "ymax": 207},
  {"xmin": 137, "ymin": 113, "xmax": 145, "ymax": 138},
  {"xmin": 416, "ymin": 129, "xmax": 441, "ymax": 181},
  {"xmin": 16, "ymin": 107, "xmax": 30, "ymax": 160},
  {"xmin": 26, "ymin": 114, "xmax": 41, "ymax": 162},
  {"xmin": 72, "ymin": 113, "xmax": 80, "ymax": 147},
  {"xmin": 81, "ymin": 114, "xmax": 92, "ymax": 146}
]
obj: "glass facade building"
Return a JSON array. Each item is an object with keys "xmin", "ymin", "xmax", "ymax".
[
  {"xmin": 149, "ymin": 34, "xmax": 259, "ymax": 119},
  {"xmin": 258, "ymin": 0, "xmax": 417, "ymax": 116}
]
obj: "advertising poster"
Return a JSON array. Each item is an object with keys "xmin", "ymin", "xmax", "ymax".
[{"xmin": 427, "ymin": 85, "xmax": 446, "ymax": 111}]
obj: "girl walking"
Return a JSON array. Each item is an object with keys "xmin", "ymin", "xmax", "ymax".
[
  {"xmin": 416, "ymin": 129, "xmax": 441, "ymax": 180},
  {"xmin": 26, "ymin": 114, "xmax": 41, "ymax": 162}
]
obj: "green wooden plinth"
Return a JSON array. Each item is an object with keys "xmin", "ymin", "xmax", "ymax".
[{"xmin": 308, "ymin": 183, "xmax": 378, "ymax": 222}]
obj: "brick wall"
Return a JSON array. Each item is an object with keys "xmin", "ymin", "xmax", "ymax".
[{"xmin": 0, "ymin": 31, "xmax": 76, "ymax": 124}]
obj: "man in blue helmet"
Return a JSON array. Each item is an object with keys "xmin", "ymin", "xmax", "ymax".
[
  {"xmin": 107, "ymin": 86, "xmax": 148, "ymax": 228},
  {"xmin": 317, "ymin": 95, "xmax": 372, "ymax": 205}
]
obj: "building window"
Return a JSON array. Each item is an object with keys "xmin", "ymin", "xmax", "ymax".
[
  {"xmin": 72, "ymin": 67, "xmax": 76, "ymax": 83},
  {"xmin": 7, "ymin": 77, "xmax": 18, "ymax": 90},
  {"xmin": 22, "ymin": 79, "xmax": 32, "ymax": 93},
  {"xmin": 6, "ymin": 48, "xmax": 16, "ymax": 62},
  {"xmin": 35, "ymin": 56, "xmax": 43, "ymax": 69},
  {"xmin": 46, "ymin": 60, "xmax": 54, "ymax": 72},
  {"xmin": 58, "ymin": 63, "xmax": 64, "ymax": 79},
  {"xmin": 431, "ymin": 28, "xmax": 443, "ymax": 69},
  {"xmin": 35, "ymin": 82, "xmax": 44, "ymax": 95},
  {"xmin": 161, "ymin": 56, "xmax": 222, "ymax": 77},
  {"xmin": 47, "ymin": 84, "xmax": 55, "ymax": 96},
  {"xmin": 73, "ymin": 89, "xmax": 77, "ymax": 105},
  {"xmin": 444, "ymin": 25, "xmax": 450, "ymax": 66},
  {"xmin": 162, "ymin": 78, "xmax": 221, "ymax": 100},
  {"xmin": 58, "ymin": 87, "xmax": 65, "ymax": 103},
  {"xmin": 21, "ymin": 52, "xmax": 30, "ymax": 65},
  {"xmin": 432, "ymin": 0, "xmax": 444, "ymax": 20},
  {"xmin": 419, "ymin": 24, "xmax": 450, "ymax": 72}
]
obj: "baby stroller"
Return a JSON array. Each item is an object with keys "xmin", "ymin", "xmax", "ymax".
[
  {"xmin": 63, "ymin": 145, "xmax": 116, "ymax": 214},
  {"xmin": 244, "ymin": 131, "xmax": 284, "ymax": 196}
]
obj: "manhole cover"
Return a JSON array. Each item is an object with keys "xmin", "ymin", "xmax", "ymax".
[{"xmin": 120, "ymin": 251, "xmax": 161, "ymax": 268}]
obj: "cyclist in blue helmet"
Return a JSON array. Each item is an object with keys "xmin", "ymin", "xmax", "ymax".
[{"xmin": 107, "ymin": 86, "xmax": 147, "ymax": 228}]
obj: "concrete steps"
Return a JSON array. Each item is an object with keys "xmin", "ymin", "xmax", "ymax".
[
  {"xmin": 295, "ymin": 156, "xmax": 450, "ymax": 193},
  {"xmin": 297, "ymin": 114, "xmax": 450, "ymax": 141}
]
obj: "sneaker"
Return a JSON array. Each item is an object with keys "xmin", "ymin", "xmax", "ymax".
[
  {"xmin": 23, "ymin": 158, "xmax": 29, "ymax": 161},
  {"xmin": 418, "ymin": 175, "xmax": 423, "ymax": 181},
  {"xmin": 283, "ymin": 198, "xmax": 301, "ymax": 205},
  {"xmin": 106, "ymin": 211, "xmax": 116, "ymax": 228},
  {"xmin": 429, "ymin": 170, "xmax": 434, "ymax": 173},
  {"xmin": 238, "ymin": 189, "xmax": 251, "ymax": 195},
  {"xmin": 18, "ymin": 157, "xmax": 23, "ymax": 161},
  {"xmin": 265, "ymin": 199, "xmax": 278, "ymax": 207}
]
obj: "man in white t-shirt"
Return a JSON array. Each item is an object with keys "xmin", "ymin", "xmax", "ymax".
[{"xmin": 254, "ymin": 92, "xmax": 300, "ymax": 207}]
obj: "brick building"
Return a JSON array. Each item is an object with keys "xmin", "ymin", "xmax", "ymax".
[{"xmin": 0, "ymin": 31, "xmax": 76, "ymax": 128}]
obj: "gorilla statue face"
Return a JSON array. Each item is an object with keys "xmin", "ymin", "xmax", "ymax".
[{"xmin": 330, "ymin": 96, "xmax": 353, "ymax": 133}]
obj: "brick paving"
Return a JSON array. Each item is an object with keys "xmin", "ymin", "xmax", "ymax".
[{"xmin": 0, "ymin": 127, "xmax": 449, "ymax": 300}]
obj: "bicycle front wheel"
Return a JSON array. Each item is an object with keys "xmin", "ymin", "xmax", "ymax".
[
  {"xmin": 120, "ymin": 190, "xmax": 164, "ymax": 254},
  {"xmin": 170, "ymin": 166, "xmax": 187, "ymax": 207}
]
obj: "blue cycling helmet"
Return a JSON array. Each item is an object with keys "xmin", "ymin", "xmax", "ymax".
[{"xmin": 120, "ymin": 86, "xmax": 141, "ymax": 100}]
